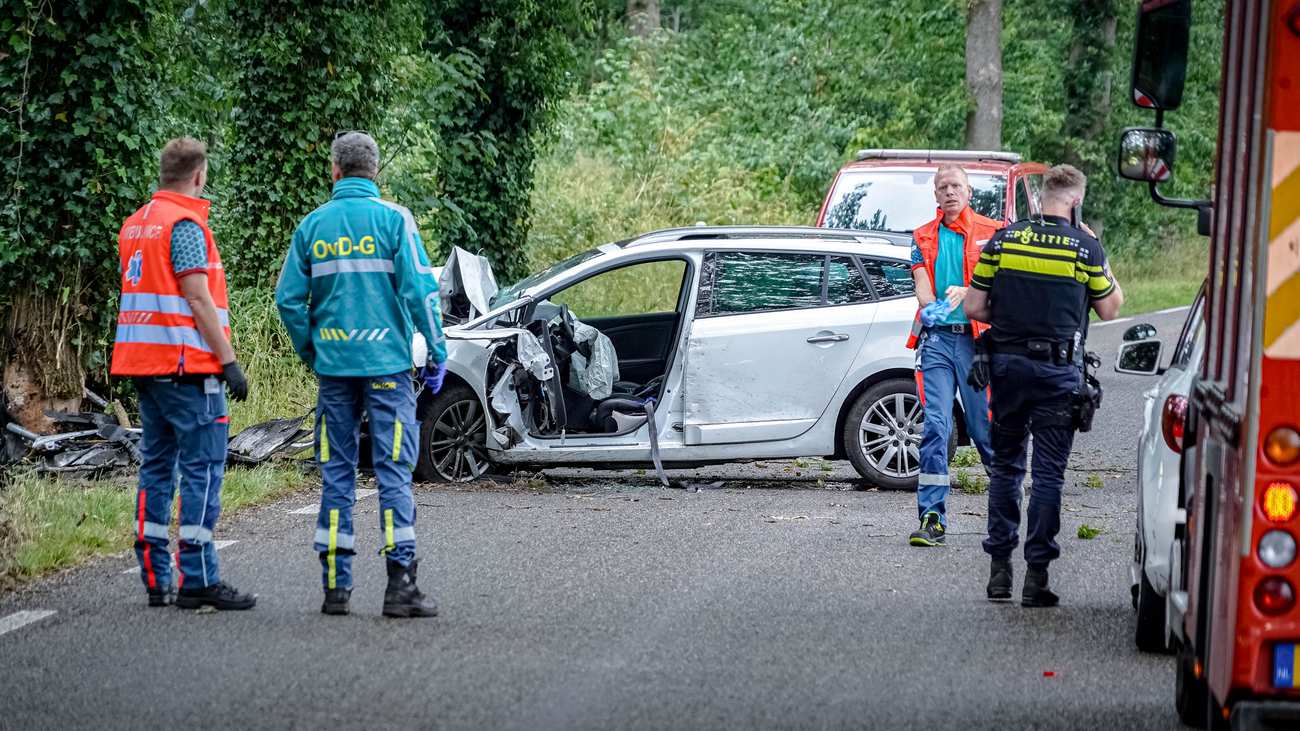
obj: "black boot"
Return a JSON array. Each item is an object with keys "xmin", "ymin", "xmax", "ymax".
[
  {"xmin": 383, "ymin": 559, "xmax": 438, "ymax": 618},
  {"xmin": 1022, "ymin": 567, "xmax": 1060, "ymax": 608},
  {"xmin": 175, "ymin": 581, "xmax": 257, "ymax": 611},
  {"xmin": 987, "ymin": 559, "xmax": 1013, "ymax": 601},
  {"xmin": 147, "ymin": 586, "xmax": 174, "ymax": 608},
  {"xmin": 321, "ymin": 588, "xmax": 352, "ymax": 616}
]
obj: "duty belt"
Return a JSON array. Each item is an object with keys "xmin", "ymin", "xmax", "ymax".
[
  {"xmin": 993, "ymin": 338, "xmax": 1075, "ymax": 365},
  {"xmin": 926, "ymin": 323, "xmax": 972, "ymax": 335}
]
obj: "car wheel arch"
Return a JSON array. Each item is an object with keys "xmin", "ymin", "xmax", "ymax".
[{"xmin": 416, "ymin": 369, "xmax": 483, "ymax": 423}]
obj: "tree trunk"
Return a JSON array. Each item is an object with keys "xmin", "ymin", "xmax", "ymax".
[
  {"xmin": 628, "ymin": 0, "xmax": 660, "ymax": 37},
  {"xmin": 1060, "ymin": 0, "xmax": 1119, "ymax": 235},
  {"xmin": 2, "ymin": 288, "xmax": 86, "ymax": 434},
  {"xmin": 964, "ymin": 0, "xmax": 1003, "ymax": 150}
]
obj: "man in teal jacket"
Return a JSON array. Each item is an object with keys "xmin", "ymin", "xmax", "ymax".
[{"xmin": 276, "ymin": 131, "xmax": 447, "ymax": 618}]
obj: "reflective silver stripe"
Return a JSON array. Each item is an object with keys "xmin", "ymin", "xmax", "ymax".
[
  {"xmin": 313, "ymin": 527, "xmax": 356, "ymax": 550},
  {"xmin": 310, "ymin": 259, "xmax": 395, "ymax": 277},
  {"xmin": 115, "ymin": 324, "xmax": 212, "ymax": 353},
  {"xmin": 423, "ymin": 293, "xmax": 445, "ymax": 354},
  {"xmin": 370, "ymin": 198, "xmax": 434, "ymax": 275},
  {"xmin": 140, "ymin": 521, "xmax": 170, "ymax": 540},
  {"xmin": 119, "ymin": 293, "xmax": 229, "ymax": 326},
  {"xmin": 178, "ymin": 525, "xmax": 213, "ymax": 544},
  {"xmin": 917, "ymin": 472, "xmax": 949, "ymax": 486},
  {"xmin": 390, "ymin": 526, "xmax": 416, "ymax": 544}
]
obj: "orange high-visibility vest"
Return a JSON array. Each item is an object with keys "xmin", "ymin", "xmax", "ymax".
[
  {"xmin": 905, "ymin": 206, "xmax": 1000, "ymax": 349},
  {"xmin": 110, "ymin": 191, "xmax": 230, "ymax": 376}
]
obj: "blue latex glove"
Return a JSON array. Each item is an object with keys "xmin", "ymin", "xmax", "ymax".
[
  {"xmin": 920, "ymin": 301, "xmax": 952, "ymax": 328},
  {"xmin": 419, "ymin": 361, "xmax": 447, "ymax": 394}
]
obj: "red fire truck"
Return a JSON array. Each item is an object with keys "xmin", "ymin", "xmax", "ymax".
[{"xmin": 1118, "ymin": 0, "xmax": 1300, "ymax": 727}]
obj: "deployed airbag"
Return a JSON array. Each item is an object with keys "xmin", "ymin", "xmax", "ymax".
[{"xmin": 567, "ymin": 319, "xmax": 620, "ymax": 400}]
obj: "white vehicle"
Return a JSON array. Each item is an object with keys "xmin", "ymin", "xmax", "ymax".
[
  {"xmin": 1114, "ymin": 285, "xmax": 1206, "ymax": 653},
  {"xmin": 413, "ymin": 226, "xmax": 975, "ymax": 488}
]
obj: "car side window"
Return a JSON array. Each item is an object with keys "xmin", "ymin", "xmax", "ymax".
[
  {"xmin": 549, "ymin": 259, "xmax": 687, "ymax": 319},
  {"xmin": 702, "ymin": 252, "xmax": 824, "ymax": 316},
  {"xmin": 860, "ymin": 258, "xmax": 915, "ymax": 299},
  {"xmin": 826, "ymin": 256, "xmax": 872, "ymax": 305},
  {"xmin": 1013, "ymin": 173, "xmax": 1043, "ymax": 222},
  {"xmin": 1173, "ymin": 288, "xmax": 1207, "ymax": 368}
]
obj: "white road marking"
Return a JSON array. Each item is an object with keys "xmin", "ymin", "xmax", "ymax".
[
  {"xmin": 121, "ymin": 540, "xmax": 238, "ymax": 575},
  {"xmin": 1155, "ymin": 305, "xmax": 1192, "ymax": 315},
  {"xmin": 1093, "ymin": 317, "xmax": 1132, "ymax": 328},
  {"xmin": 1093, "ymin": 305, "xmax": 1191, "ymax": 328},
  {"xmin": 0, "ymin": 610, "xmax": 56, "ymax": 637},
  {"xmin": 287, "ymin": 488, "xmax": 377, "ymax": 515}
]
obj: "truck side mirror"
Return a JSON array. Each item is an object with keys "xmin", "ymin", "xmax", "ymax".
[
  {"xmin": 1123, "ymin": 323, "xmax": 1157, "ymax": 342},
  {"xmin": 1116, "ymin": 340, "xmax": 1164, "ymax": 376},
  {"xmin": 1130, "ymin": 0, "xmax": 1192, "ymax": 110},
  {"xmin": 1118, "ymin": 128, "xmax": 1177, "ymax": 183}
]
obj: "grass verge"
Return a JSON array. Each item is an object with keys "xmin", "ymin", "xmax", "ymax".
[
  {"xmin": 0, "ymin": 464, "xmax": 310, "ymax": 587},
  {"xmin": 1107, "ymin": 236, "xmax": 1205, "ymax": 317}
]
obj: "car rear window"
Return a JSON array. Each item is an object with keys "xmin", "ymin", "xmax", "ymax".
[
  {"xmin": 861, "ymin": 258, "xmax": 915, "ymax": 299},
  {"xmin": 821, "ymin": 169, "xmax": 1005, "ymax": 233}
]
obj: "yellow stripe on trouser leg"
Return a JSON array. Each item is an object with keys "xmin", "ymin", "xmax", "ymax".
[
  {"xmin": 327, "ymin": 508, "xmax": 339, "ymax": 590},
  {"xmin": 384, "ymin": 508, "xmax": 395, "ymax": 555},
  {"xmin": 319, "ymin": 418, "xmax": 330, "ymax": 463},
  {"xmin": 392, "ymin": 421, "xmax": 403, "ymax": 462}
]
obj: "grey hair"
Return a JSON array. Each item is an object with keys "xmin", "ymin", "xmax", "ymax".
[{"xmin": 331, "ymin": 132, "xmax": 380, "ymax": 179}]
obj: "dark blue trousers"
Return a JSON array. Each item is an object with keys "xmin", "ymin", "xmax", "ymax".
[
  {"xmin": 133, "ymin": 376, "xmax": 229, "ymax": 590},
  {"xmin": 982, "ymin": 354, "xmax": 1079, "ymax": 569}
]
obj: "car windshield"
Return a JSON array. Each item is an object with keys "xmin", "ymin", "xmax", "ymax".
[
  {"xmin": 491, "ymin": 248, "xmax": 604, "ymax": 307},
  {"xmin": 821, "ymin": 169, "xmax": 1006, "ymax": 233}
]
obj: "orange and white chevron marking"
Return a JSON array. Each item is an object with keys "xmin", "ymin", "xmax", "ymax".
[{"xmin": 1265, "ymin": 130, "xmax": 1300, "ymax": 360}]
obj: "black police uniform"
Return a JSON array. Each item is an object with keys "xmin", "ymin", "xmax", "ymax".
[{"xmin": 969, "ymin": 214, "xmax": 1115, "ymax": 572}]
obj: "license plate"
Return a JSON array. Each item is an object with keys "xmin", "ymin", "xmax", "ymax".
[{"xmin": 1275, "ymin": 643, "xmax": 1300, "ymax": 688}]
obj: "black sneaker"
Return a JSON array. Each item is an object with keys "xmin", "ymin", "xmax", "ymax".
[
  {"xmin": 908, "ymin": 512, "xmax": 946, "ymax": 547},
  {"xmin": 175, "ymin": 581, "xmax": 257, "ymax": 611},
  {"xmin": 382, "ymin": 559, "xmax": 438, "ymax": 618},
  {"xmin": 147, "ymin": 586, "xmax": 174, "ymax": 608},
  {"xmin": 1022, "ymin": 567, "xmax": 1060, "ymax": 608},
  {"xmin": 987, "ymin": 559, "xmax": 1013, "ymax": 601},
  {"xmin": 322, "ymin": 588, "xmax": 352, "ymax": 616}
]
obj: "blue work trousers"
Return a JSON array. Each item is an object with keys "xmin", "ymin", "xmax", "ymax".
[
  {"xmin": 133, "ymin": 376, "xmax": 228, "ymax": 590},
  {"xmin": 915, "ymin": 328, "xmax": 993, "ymax": 525},
  {"xmin": 982, "ymin": 354, "xmax": 1079, "ymax": 568},
  {"xmin": 314, "ymin": 374, "xmax": 419, "ymax": 590}
]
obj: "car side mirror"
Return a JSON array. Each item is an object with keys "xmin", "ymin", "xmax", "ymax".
[
  {"xmin": 1116, "ymin": 340, "xmax": 1164, "ymax": 376},
  {"xmin": 1123, "ymin": 323, "xmax": 1157, "ymax": 342},
  {"xmin": 1118, "ymin": 128, "xmax": 1177, "ymax": 183},
  {"xmin": 1130, "ymin": 0, "xmax": 1191, "ymax": 110}
]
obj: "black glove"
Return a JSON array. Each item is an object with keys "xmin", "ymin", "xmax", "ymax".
[
  {"xmin": 967, "ymin": 338, "xmax": 991, "ymax": 390},
  {"xmin": 222, "ymin": 361, "xmax": 249, "ymax": 402}
]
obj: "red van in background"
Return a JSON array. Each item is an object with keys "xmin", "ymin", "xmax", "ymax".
[{"xmin": 815, "ymin": 149, "xmax": 1048, "ymax": 235}]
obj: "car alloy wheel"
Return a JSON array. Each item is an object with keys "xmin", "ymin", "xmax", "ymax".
[
  {"xmin": 858, "ymin": 391, "xmax": 922, "ymax": 480},
  {"xmin": 427, "ymin": 395, "xmax": 491, "ymax": 482}
]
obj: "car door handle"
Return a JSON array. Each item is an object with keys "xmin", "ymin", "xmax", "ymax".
[{"xmin": 806, "ymin": 333, "xmax": 850, "ymax": 343}]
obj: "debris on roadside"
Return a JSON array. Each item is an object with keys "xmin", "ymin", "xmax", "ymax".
[{"xmin": 226, "ymin": 411, "xmax": 313, "ymax": 465}]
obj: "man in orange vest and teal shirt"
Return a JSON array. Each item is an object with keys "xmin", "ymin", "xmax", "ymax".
[
  {"xmin": 111, "ymin": 137, "xmax": 255, "ymax": 610},
  {"xmin": 905, "ymin": 164, "xmax": 999, "ymax": 547}
]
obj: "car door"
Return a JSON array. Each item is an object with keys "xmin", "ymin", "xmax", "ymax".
[{"xmin": 682, "ymin": 251, "xmax": 878, "ymax": 445}]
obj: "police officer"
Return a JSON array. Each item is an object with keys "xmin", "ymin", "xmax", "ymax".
[
  {"xmin": 112, "ymin": 137, "xmax": 255, "ymax": 610},
  {"xmin": 276, "ymin": 131, "xmax": 447, "ymax": 618},
  {"xmin": 963, "ymin": 164, "xmax": 1123, "ymax": 607}
]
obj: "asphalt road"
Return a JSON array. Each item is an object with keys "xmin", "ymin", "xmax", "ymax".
[{"xmin": 0, "ymin": 307, "xmax": 1193, "ymax": 731}]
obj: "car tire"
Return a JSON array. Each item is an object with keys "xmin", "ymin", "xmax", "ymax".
[
  {"xmin": 414, "ymin": 385, "xmax": 495, "ymax": 483},
  {"xmin": 1134, "ymin": 564, "xmax": 1169, "ymax": 653},
  {"xmin": 843, "ymin": 379, "xmax": 923, "ymax": 491}
]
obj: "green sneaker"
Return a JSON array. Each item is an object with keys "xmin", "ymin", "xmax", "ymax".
[{"xmin": 908, "ymin": 512, "xmax": 946, "ymax": 547}]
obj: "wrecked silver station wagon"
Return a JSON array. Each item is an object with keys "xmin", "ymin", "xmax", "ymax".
[{"xmin": 416, "ymin": 226, "xmax": 976, "ymax": 489}]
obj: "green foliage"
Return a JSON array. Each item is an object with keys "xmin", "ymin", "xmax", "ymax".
[
  {"xmin": 1077, "ymin": 523, "xmax": 1103, "ymax": 539},
  {"xmin": 0, "ymin": 0, "xmax": 179, "ymax": 386},
  {"xmin": 419, "ymin": 0, "xmax": 595, "ymax": 282},
  {"xmin": 954, "ymin": 469, "xmax": 988, "ymax": 494},
  {"xmin": 219, "ymin": 0, "xmax": 419, "ymax": 289}
]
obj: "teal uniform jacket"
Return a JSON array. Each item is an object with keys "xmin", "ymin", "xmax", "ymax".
[{"xmin": 275, "ymin": 177, "xmax": 448, "ymax": 377}]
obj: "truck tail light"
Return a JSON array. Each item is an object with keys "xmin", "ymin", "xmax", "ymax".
[
  {"xmin": 1263, "ymin": 482, "xmax": 1299, "ymax": 523},
  {"xmin": 1254, "ymin": 577, "xmax": 1296, "ymax": 616},
  {"xmin": 1161, "ymin": 394, "xmax": 1188, "ymax": 453},
  {"xmin": 1265, "ymin": 427, "xmax": 1300, "ymax": 467},
  {"xmin": 1259, "ymin": 530, "xmax": 1297, "ymax": 568}
]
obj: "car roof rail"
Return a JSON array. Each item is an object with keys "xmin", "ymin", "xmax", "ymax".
[
  {"xmin": 622, "ymin": 225, "xmax": 898, "ymax": 248},
  {"xmin": 854, "ymin": 148, "xmax": 1022, "ymax": 164}
]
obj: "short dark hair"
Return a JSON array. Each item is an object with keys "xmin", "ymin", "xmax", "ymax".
[{"xmin": 159, "ymin": 137, "xmax": 207, "ymax": 185}]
